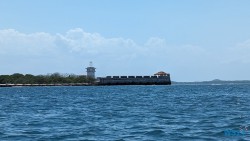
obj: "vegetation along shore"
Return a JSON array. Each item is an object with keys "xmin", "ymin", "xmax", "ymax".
[{"xmin": 0, "ymin": 73, "xmax": 95, "ymax": 87}]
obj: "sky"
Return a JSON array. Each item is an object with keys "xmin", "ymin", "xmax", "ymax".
[{"xmin": 1, "ymin": 0, "xmax": 250, "ymax": 81}]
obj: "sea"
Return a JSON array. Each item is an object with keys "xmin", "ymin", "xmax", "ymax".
[{"xmin": 0, "ymin": 84, "xmax": 249, "ymax": 141}]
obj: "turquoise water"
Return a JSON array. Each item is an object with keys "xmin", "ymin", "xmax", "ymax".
[{"xmin": 0, "ymin": 84, "xmax": 249, "ymax": 140}]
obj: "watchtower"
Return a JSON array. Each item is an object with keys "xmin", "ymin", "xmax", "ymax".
[{"xmin": 86, "ymin": 62, "xmax": 96, "ymax": 78}]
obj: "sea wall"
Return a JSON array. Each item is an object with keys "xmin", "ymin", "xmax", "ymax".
[{"xmin": 97, "ymin": 75, "xmax": 171, "ymax": 85}]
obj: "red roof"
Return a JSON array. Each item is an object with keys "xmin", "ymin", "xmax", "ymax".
[{"xmin": 154, "ymin": 71, "xmax": 168, "ymax": 76}]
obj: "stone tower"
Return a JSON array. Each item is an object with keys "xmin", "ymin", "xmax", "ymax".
[{"xmin": 86, "ymin": 61, "xmax": 96, "ymax": 78}]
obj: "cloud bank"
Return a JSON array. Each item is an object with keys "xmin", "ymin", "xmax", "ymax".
[{"xmin": 0, "ymin": 28, "xmax": 249, "ymax": 81}]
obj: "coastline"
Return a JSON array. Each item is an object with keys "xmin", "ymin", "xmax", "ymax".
[{"xmin": 0, "ymin": 83, "xmax": 93, "ymax": 87}]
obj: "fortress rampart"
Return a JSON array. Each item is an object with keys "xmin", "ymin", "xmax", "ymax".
[{"xmin": 97, "ymin": 75, "xmax": 171, "ymax": 85}]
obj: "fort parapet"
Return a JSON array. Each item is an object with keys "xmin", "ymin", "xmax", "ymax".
[{"xmin": 97, "ymin": 74, "xmax": 171, "ymax": 85}]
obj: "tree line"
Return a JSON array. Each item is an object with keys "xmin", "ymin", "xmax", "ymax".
[{"xmin": 0, "ymin": 73, "xmax": 95, "ymax": 84}]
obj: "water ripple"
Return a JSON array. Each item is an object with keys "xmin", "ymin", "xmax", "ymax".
[{"xmin": 0, "ymin": 85, "xmax": 250, "ymax": 140}]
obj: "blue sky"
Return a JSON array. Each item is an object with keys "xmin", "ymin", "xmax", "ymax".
[{"xmin": 1, "ymin": 0, "xmax": 250, "ymax": 81}]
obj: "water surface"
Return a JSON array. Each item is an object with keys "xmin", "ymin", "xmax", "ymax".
[{"xmin": 0, "ymin": 84, "xmax": 249, "ymax": 140}]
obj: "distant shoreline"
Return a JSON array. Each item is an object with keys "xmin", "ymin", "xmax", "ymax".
[
  {"xmin": 0, "ymin": 83, "xmax": 93, "ymax": 87},
  {"xmin": 172, "ymin": 80, "xmax": 250, "ymax": 84}
]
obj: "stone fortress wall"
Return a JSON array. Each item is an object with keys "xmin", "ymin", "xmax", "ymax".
[{"xmin": 97, "ymin": 75, "xmax": 171, "ymax": 85}]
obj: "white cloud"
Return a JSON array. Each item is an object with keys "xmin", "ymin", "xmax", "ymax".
[
  {"xmin": 0, "ymin": 28, "xmax": 145, "ymax": 75},
  {"xmin": 219, "ymin": 39, "xmax": 250, "ymax": 65},
  {"xmin": 232, "ymin": 40, "xmax": 250, "ymax": 63},
  {"xmin": 56, "ymin": 28, "xmax": 138, "ymax": 55},
  {"xmin": 0, "ymin": 29, "xmax": 56, "ymax": 56}
]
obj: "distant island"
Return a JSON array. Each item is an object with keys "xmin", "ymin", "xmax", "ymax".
[
  {"xmin": 0, "ymin": 73, "xmax": 95, "ymax": 85},
  {"xmin": 172, "ymin": 79, "xmax": 250, "ymax": 84}
]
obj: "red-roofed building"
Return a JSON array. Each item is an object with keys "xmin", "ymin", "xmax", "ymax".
[{"xmin": 154, "ymin": 71, "xmax": 169, "ymax": 76}]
